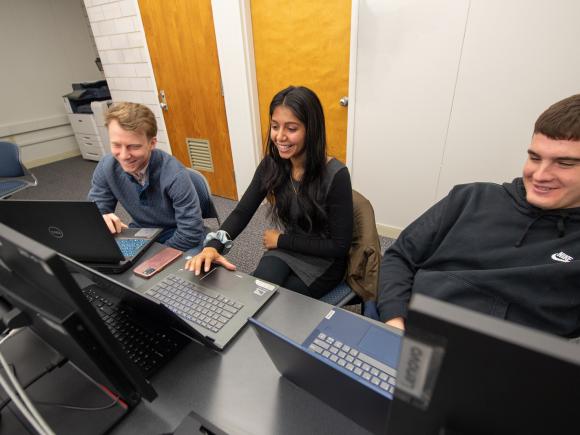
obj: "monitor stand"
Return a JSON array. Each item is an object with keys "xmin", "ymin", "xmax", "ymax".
[{"xmin": 0, "ymin": 328, "xmax": 128, "ymax": 434}]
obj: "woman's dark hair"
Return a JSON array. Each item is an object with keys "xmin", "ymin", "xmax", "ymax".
[{"xmin": 263, "ymin": 86, "xmax": 328, "ymax": 233}]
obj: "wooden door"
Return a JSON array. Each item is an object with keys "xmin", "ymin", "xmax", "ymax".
[
  {"xmin": 251, "ymin": 0, "xmax": 351, "ymax": 162},
  {"xmin": 138, "ymin": 0, "xmax": 237, "ymax": 199}
]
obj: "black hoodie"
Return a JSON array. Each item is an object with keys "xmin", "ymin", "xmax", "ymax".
[{"xmin": 377, "ymin": 178, "xmax": 580, "ymax": 337}]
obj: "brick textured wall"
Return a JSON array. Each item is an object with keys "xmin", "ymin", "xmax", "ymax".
[{"xmin": 83, "ymin": 0, "xmax": 171, "ymax": 153}]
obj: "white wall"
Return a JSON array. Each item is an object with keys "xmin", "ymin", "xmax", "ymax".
[
  {"xmin": 437, "ymin": 0, "xmax": 580, "ymax": 198},
  {"xmin": 0, "ymin": 0, "xmax": 104, "ymax": 166},
  {"xmin": 83, "ymin": 0, "xmax": 170, "ymax": 153},
  {"xmin": 350, "ymin": 0, "xmax": 580, "ymax": 236}
]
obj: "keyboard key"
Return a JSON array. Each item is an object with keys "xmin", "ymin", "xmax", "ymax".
[
  {"xmin": 354, "ymin": 367, "xmax": 363, "ymax": 376},
  {"xmin": 309, "ymin": 344, "xmax": 324, "ymax": 354},
  {"xmin": 314, "ymin": 338, "xmax": 330, "ymax": 350},
  {"xmin": 371, "ymin": 377, "xmax": 381, "ymax": 385}
]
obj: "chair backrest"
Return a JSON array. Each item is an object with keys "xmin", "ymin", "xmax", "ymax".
[
  {"xmin": 186, "ymin": 168, "xmax": 221, "ymax": 225},
  {"xmin": 345, "ymin": 190, "xmax": 381, "ymax": 301},
  {"xmin": 0, "ymin": 141, "xmax": 26, "ymax": 177}
]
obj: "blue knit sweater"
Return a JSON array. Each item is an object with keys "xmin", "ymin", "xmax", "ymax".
[{"xmin": 88, "ymin": 149, "xmax": 204, "ymax": 251}]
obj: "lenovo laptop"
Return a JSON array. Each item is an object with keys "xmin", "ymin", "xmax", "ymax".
[
  {"xmin": 0, "ymin": 200, "xmax": 161, "ymax": 273},
  {"xmin": 135, "ymin": 264, "xmax": 279, "ymax": 349},
  {"xmin": 250, "ymin": 307, "xmax": 403, "ymax": 434}
]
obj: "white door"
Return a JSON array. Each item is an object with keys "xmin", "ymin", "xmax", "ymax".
[
  {"xmin": 348, "ymin": 0, "xmax": 469, "ymax": 233},
  {"xmin": 349, "ymin": 0, "xmax": 580, "ymax": 235}
]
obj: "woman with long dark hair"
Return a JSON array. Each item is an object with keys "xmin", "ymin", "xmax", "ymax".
[{"xmin": 185, "ymin": 86, "xmax": 353, "ymax": 298}]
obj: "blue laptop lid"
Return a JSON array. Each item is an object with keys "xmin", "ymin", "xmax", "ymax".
[{"xmin": 250, "ymin": 308, "xmax": 402, "ymax": 434}]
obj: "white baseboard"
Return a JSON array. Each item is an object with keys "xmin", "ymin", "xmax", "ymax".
[
  {"xmin": 376, "ymin": 223, "xmax": 401, "ymax": 240},
  {"xmin": 26, "ymin": 149, "xmax": 81, "ymax": 168}
]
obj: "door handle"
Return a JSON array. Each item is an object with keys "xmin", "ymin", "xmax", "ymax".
[
  {"xmin": 339, "ymin": 96, "xmax": 349, "ymax": 107},
  {"xmin": 159, "ymin": 90, "xmax": 168, "ymax": 111}
]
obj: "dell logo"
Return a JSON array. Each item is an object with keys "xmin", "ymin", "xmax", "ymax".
[{"xmin": 48, "ymin": 226, "xmax": 64, "ymax": 239}]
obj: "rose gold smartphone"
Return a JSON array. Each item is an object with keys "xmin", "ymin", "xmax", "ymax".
[{"xmin": 133, "ymin": 247, "xmax": 183, "ymax": 278}]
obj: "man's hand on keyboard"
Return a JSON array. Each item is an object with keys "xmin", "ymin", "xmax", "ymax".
[
  {"xmin": 103, "ymin": 212, "xmax": 128, "ymax": 234},
  {"xmin": 185, "ymin": 247, "xmax": 236, "ymax": 276}
]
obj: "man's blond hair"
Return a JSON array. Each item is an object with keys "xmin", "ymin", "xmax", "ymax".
[{"xmin": 105, "ymin": 102, "xmax": 157, "ymax": 140}]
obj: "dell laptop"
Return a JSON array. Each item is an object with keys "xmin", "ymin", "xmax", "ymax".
[
  {"xmin": 0, "ymin": 200, "xmax": 161, "ymax": 273},
  {"xmin": 250, "ymin": 307, "xmax": 403, "ymax": 434}
]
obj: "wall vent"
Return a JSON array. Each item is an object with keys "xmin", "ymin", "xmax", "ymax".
[{"xmin": 186, "ymin": 138, "xmax": 214, "ymax": 172}]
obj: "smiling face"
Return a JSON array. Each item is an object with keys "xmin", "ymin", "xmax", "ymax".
[
  {"xmin": 523, "ymin": 133, "xmax": 580, "ymax": 210},
  {"xmin": 270, "ymin": 105, "xmax": 306, "ymax": 165},
  {"xmin": 108, "ymin": 119, "xmax": 157, "ymax": 174}
]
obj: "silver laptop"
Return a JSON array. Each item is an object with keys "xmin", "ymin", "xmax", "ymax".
[{"xmin": 135, "ymin": 265, "xmax": 278, "ymax": 349}]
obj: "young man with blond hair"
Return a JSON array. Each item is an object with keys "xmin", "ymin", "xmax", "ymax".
[{"xmin": 88, "ymin": 102, "xmax": 204, "ymax": 251}]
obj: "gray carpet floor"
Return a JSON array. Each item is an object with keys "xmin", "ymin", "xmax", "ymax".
[{"xmin": 13, "ymin": 156, "xmax": 394, "ymax": 275}]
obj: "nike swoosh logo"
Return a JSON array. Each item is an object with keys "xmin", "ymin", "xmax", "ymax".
[{"xmin": 551, "ymin": 253, "xmax": 571, "ymax": 262}]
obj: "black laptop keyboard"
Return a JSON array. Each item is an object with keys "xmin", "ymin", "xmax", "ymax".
[
  {"xmin": 144, "ymin": 274, "xmax": 244, "ymax": 333},
  {"xmin": 82, "ymin": 285, "xmax": 186, "ymax": 376},
  {"xmin": 307, "ymin": 332, "xmax": 397, "ymax": 394},
  {"xmin": 116, "ymin": 238, "xmax": 149, "ymax": 257}
]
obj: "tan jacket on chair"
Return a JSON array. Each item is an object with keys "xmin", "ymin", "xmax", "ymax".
[{"xmin": 345, "ymin": 190, "xmax": 381, "ymax": 301}]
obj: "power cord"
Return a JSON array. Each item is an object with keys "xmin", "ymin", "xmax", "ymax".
[{"xmin": 0, "ymin": 329, "xmax": 55, "ymax": 435}]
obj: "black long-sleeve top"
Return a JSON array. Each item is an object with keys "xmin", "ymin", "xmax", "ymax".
[{"xmin": 207, "ymin": 157, "xmax": 353, "ymax": 259}]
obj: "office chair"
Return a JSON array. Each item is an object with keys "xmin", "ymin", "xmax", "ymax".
[
  {"xmin": 320, "ymin": 282, "xmax": 380, "ymax": 320},
  {"xmin": 186, "ymin": 168, "xmax": 221, "ymax": 226},
  {"xmin": 320, "ymin": 190, "xmax": 381, "ymax": 321},
  {"xmin": 0, "ymin": 141, "xmax": 38, "ymax": 199}
]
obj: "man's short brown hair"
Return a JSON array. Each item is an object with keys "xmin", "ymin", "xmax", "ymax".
[
  {"xmin": 105, "ymin": 102, "xmax": 158, "ymax": 140},
  {"xmin": 534, "ymin": 94, "xmax": 580, "ymax": 141}
]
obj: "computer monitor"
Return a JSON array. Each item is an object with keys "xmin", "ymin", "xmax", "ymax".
[
  {"xmin": 387, "ymin": 294, "xmax": 580, "ymax": 435},
  {"xmin": 0, "ymin": 222, "xmax": 156, "ymax": 406}
]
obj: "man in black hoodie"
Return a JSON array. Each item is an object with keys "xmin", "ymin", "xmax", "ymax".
[{"xmin": 378, "ymin": 94, "xmax": 580, "ymax": 337}]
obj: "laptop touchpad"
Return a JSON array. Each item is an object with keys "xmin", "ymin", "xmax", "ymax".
[{"xmin": 359, "ymin": 327, "xmax": 401, "ymax": 368}]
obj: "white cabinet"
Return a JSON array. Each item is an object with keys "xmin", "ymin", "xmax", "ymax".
[{"xmin": 65, "ymin": 100, "xmax": 111, "ymax": 161}]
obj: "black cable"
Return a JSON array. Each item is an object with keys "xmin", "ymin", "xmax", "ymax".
[
  {"xmin": 0, "ymin": 361, "xmax": 62, "ymax": 412},
  {"xmin": 33, "ymin": 396, "xmax": 120, "ymax": 412}
]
